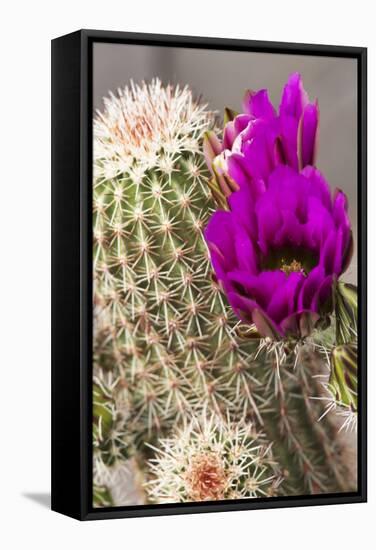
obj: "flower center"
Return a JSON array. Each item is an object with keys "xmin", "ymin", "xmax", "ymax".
[
  {"xmin": 261, "ymin": 246, "xmax": 317, "ymax": 276},
  {"xmin": 279, "ymin": 258, "xmax": 306, "ymax": 276}
]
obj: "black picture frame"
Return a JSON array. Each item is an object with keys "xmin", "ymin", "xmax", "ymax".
[{"xmin": 51, "ymin": 29, "xmax": 367, "ymax": 521}]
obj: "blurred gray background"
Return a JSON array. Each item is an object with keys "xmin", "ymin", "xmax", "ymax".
[{"xmin": 93, "ymin": 43, "xmax": 357, "ymax": 283}]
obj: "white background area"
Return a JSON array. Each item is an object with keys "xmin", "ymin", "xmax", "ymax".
[{"xmin": 1, "ymin": 1, "xmax": 374, "ymax": 549}]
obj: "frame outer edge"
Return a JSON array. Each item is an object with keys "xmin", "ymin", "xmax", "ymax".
[{"xmin": 51, "ymin": 30, "xmax": 83, "ymax": 520}]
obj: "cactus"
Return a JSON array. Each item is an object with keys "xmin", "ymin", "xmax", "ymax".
[
  {"xmin": 316, "ymin": 282, "xmax": 358, "ymax": 433},
  {"xmin": 92, "ymin": 79, "xmax": 356, "ymax": 506},
  {"xmin": 93, "ymin": 80, "xmax": 263, "ymax": 428},
  {"xmin": 145, "ymin": 414, "xmax": 282, "ymax": 503}
]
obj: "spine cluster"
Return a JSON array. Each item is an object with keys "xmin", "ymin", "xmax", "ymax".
[{"xmin": 146, "ymin": 415, "xmax": 281, "ymax": 503}]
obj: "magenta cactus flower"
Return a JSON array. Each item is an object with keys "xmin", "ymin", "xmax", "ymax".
[
  {"xmin": 204, "ymin": 73, "xmax": 319, "ymax": 203},
  {"xmin": 205, "ymin": 164, "xmax": 352, "ymax": 339}
]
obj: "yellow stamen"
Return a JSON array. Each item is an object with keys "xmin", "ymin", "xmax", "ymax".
[{"xmin": 280, "ymin": 258, "xmax": 306, "ymax": 276}]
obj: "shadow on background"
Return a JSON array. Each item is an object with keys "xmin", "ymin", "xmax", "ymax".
[{"xmin": 23, "ymin": 493, "xmax": 51, "ymax": 509}]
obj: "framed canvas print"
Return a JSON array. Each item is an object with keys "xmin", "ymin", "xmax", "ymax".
[{"xmin": 51, "ymin": 29, "xmax": 367, "ymax": 520}]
